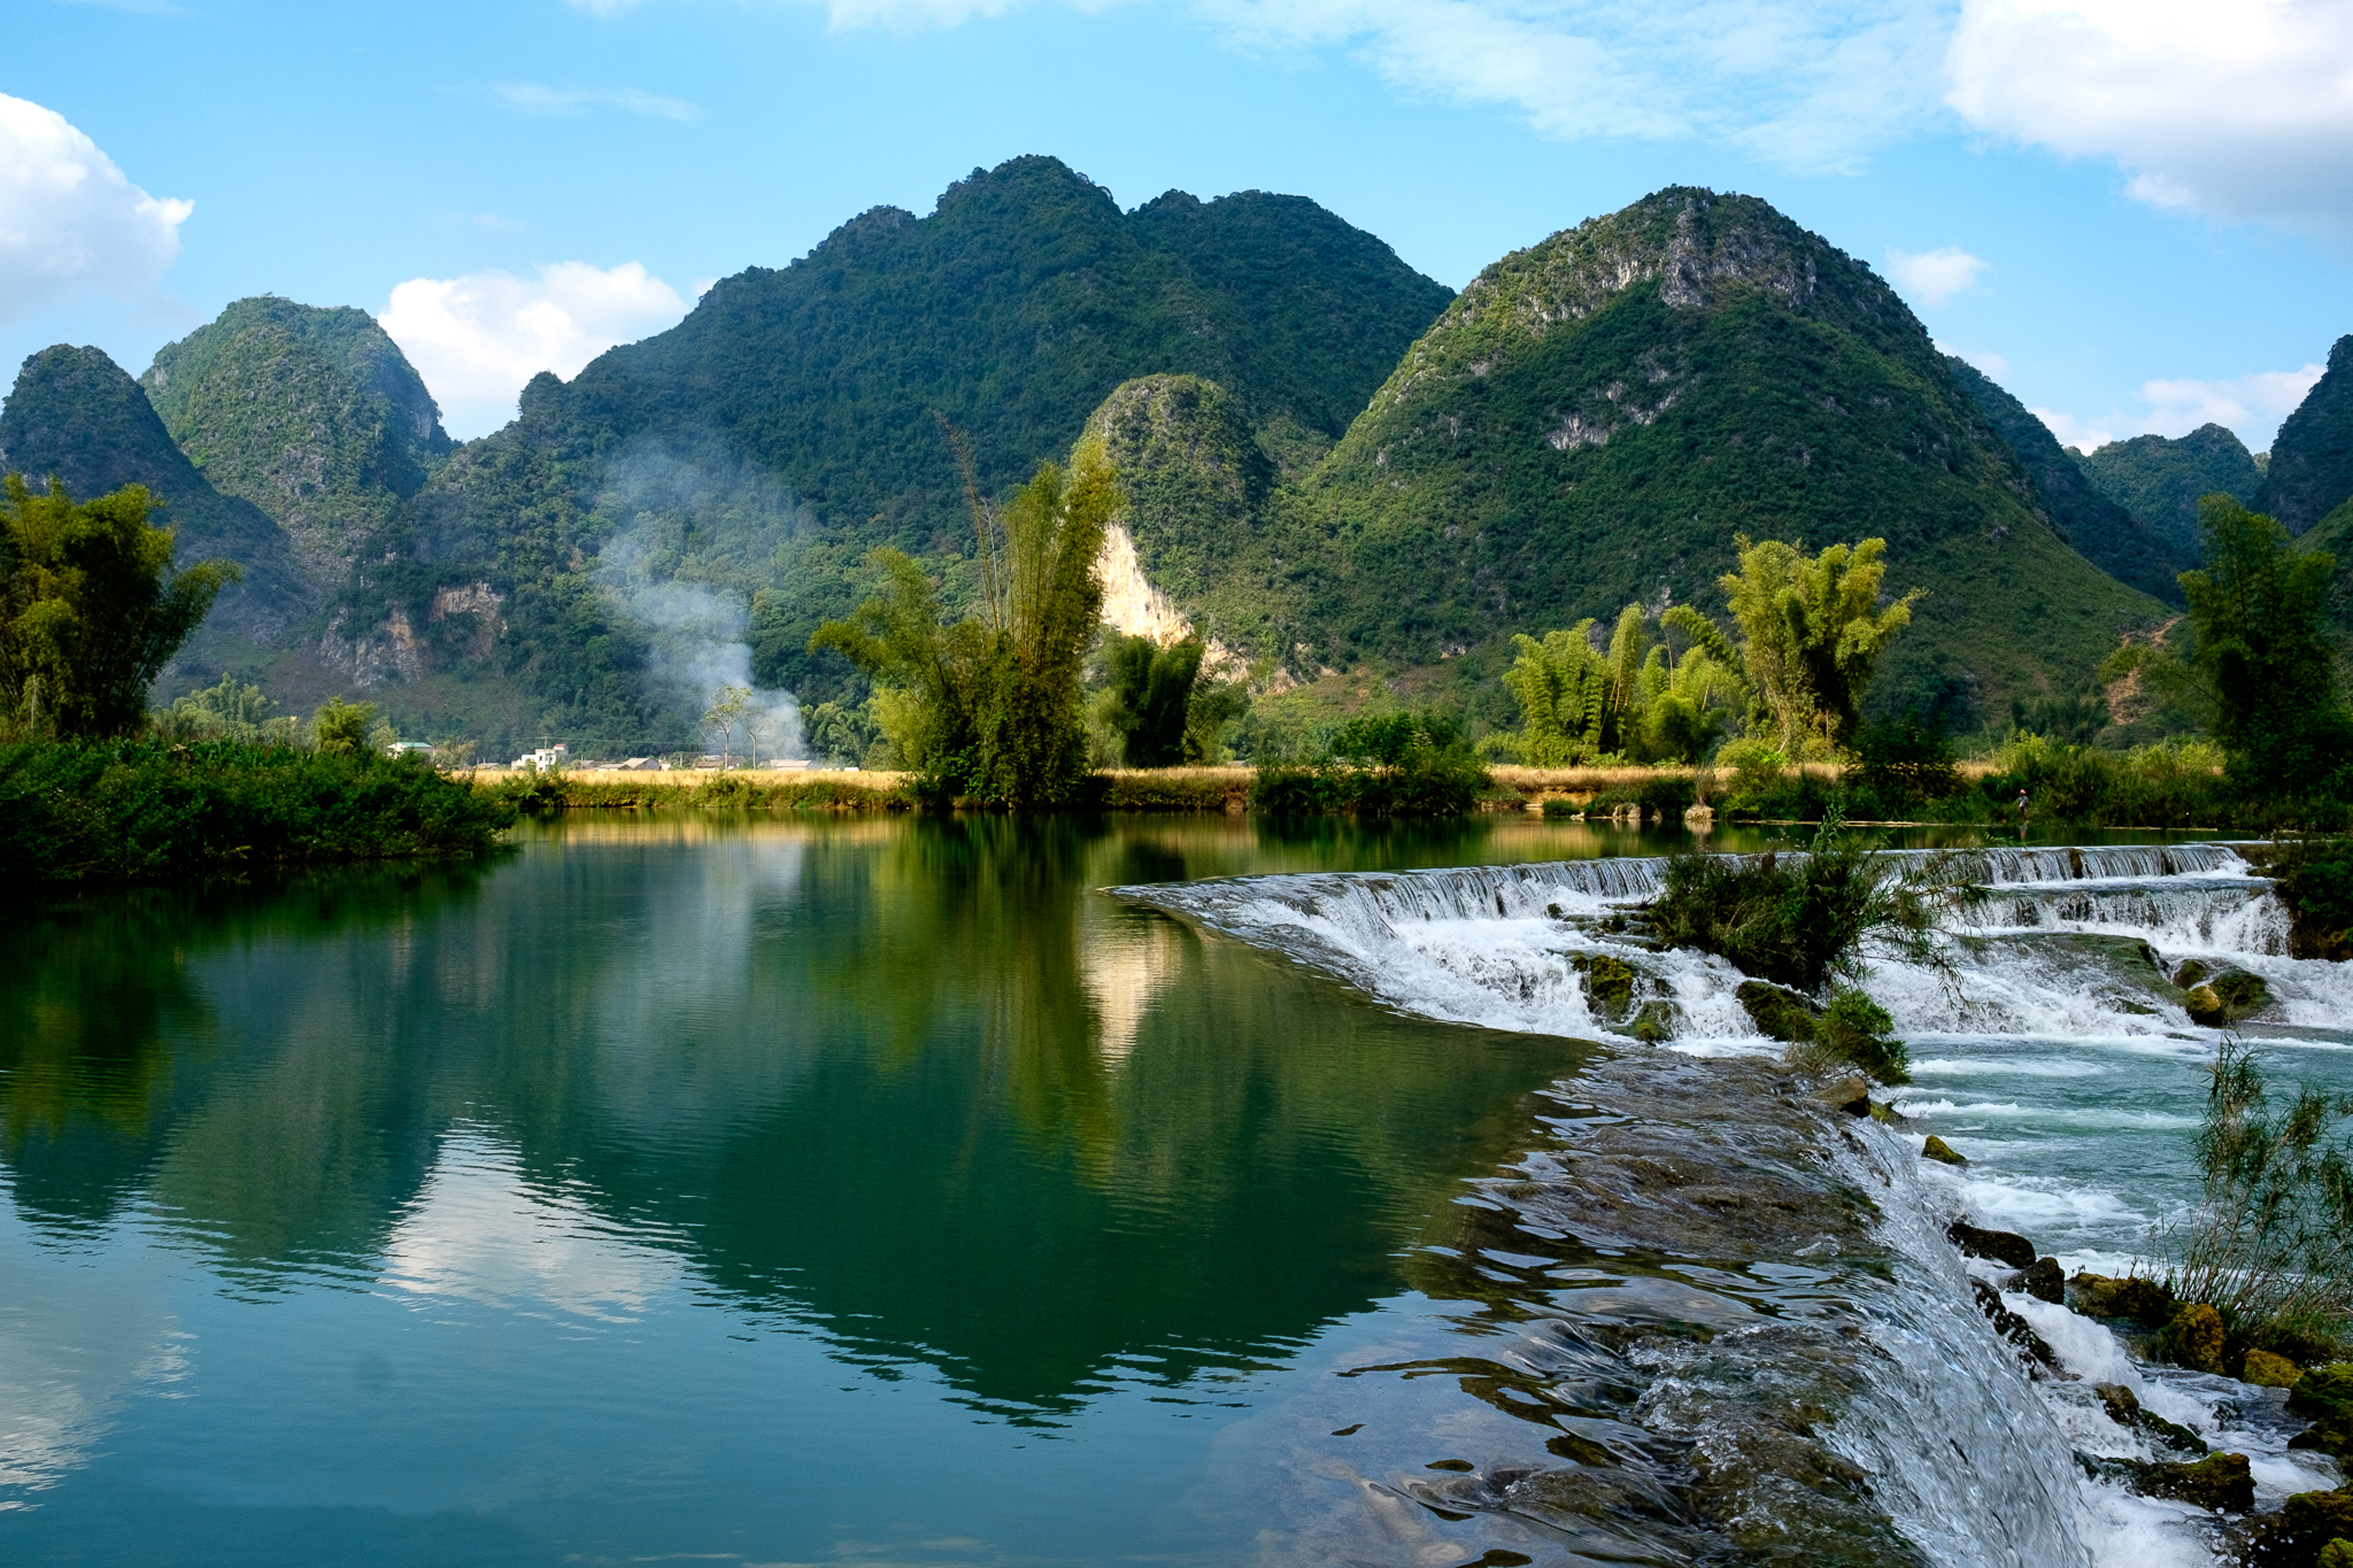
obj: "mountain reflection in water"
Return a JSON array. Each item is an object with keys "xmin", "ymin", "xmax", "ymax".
[{"xmin": 1, "ymin": 814, "xmax": 1622, "ymax": 1564}]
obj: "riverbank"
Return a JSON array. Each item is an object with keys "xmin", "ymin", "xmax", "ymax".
[
  {"xmin": 475, "ymin": 762, "xmax": 1957, "ymax": 816},
  {"xmin": 0, "ymin": 737, "xmax": 517, "ymax": 887}
]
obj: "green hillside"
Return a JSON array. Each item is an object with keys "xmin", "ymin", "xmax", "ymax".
[
  {"xmin": 1944, "ymin": 356, "xmax": 2181, "ymax": 600},
  {"xmin": 2255, "ymin": 335, "xmax": 2353, "ymax": 532},
  {"xmin": 0, "ymin": 345, "xmax": 316, "ymax": 679},
  {"xmin": 340, "ymin": 156, "xmax": 1455, "ymax": 751},
  {"xmin": 141, "ymin": 296, "xmax": 452, "ymax": 580},
  {"xmin": 1274, "ymin": 188, "xmax": 2163, "ymax": 720},
  {"xmin": 2077, "ymin": 423, "xmax": 2261, "ymax": 562},
  {"xmin": 2, "ymin": 169, "xmax": 2214, "ymax": 754}
]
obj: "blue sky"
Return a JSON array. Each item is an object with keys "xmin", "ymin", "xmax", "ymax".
[{"xmin": 6, "ymin": 0, "xmax": 2351, "ymax": 446}]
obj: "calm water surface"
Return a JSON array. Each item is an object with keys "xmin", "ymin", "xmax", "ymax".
[{"xmin": 0, "ymin": 813, "xmax": 1698, "ymax": 1566}]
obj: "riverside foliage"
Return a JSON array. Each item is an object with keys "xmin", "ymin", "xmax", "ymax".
[
  {"xmin": 812, "ymin": 447, "xmax": 1114, "ymax": 805},
  {"xmin": 1648, "ymin": 821, "xmax": 1979, "ymax": 997},
  {"xmin": 0, "ymin": 737, "xmax": 516, "ymax": 887},
  {"xmin": 1, "ymin": 477, "xmax": 237, "ymax": 736},
  {"xmin": 2161, "ymin": 1038, "xmax": 2353, "ymax": 1365}
]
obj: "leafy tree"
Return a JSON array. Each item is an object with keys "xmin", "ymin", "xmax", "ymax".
[
  {"xmin": 1718, "ymin": 535, "xmax": 1920, "ymax": 755},
  {"xmin": 813, "ymin": 444, "xmax": 1115, "ymax": 805},
  {"xmin": 704, "ymin": 685, "xmax": 751, "ymax": 765},
  {"xmin": 168, "ymin": 673, "xmax": 292, "ymax": 743},
  {"xmin": 0, "ymin": 476, "xmax": 237, "ymax": 737},
  {"xmin": 1102, "ymin": 631, "xmax": 1203, "ymax": 767},
  {"xmin": 2177, "ymin": 496, "xmax": 2348, "ymax": 795},
  {"xmin": 803, "ymin": 700, "xmax": 881, "ymax": 767},
  {"xmin": 1498, "ymin": 603, "xmax": 1743, "ymax": 764},
  {"xmin": 311, "ymin": 698, "xmax": 377, "ymax": 757}
]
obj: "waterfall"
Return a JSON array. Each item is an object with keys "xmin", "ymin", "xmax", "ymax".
[{"xmin": 1114, "ymin": 839, "xmax": 2342, "ymax": 1566}]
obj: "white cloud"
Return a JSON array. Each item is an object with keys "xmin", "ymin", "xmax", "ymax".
[
  {"xmin": 1947, "ymin": 0, "xmax": 2353, "ymax": 233},
  {"xmin": 0, "ymin": 93, "xmax": 192, "ymax": 326},
  {"xmin": 2140, "ymin": 364, "xmax": 2324, "ymax": 442},
  {"xmin": 2031, "ymin": 405, "xmax": 2118, "ymax": 452},
  {"xmin": 2035, "ymin": 361, "xmax": 2324, "ymax": 453},
  {"xmin": 378, "ymin": 261, "xmax": 689, "ymax": 439},
  {"xmin": 1935, "ymin": 339, "xmax": 2011, "ymax": 377},
  {"xmin": 1887, "ymin": 245, "xmax": 1989, "ymax": 307},
  {"xmin": 488, "ymin": 82, "xmax": 702, "ymax": 121},
  {"xmin": 1196, "ymin": 0, "xmax": 1951, "ymax": 169}
]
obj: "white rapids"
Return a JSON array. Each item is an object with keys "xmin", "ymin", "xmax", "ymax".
[{"xmin": 1117, "ymin": 840, "xmax": 2350, "ymax": 1567}]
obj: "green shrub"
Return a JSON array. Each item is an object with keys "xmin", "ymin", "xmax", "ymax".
[
  {"xmin": 1253, "ymin": 710, "xmax": 1491, "ymax": 817},
  {"xmin": 2157, "ymin": 1038, "xmax": 2353, "ymax": 1364},
  {"xmin": 1816, "ymin": 987, "xmax": 1910, "ymax": 1084},
  {"xmin": 2268, "ymin": 836, "xmax": 2353, "ymax": 960},
  {"xmin": 0, "ymin": 738, "xmax": 516, "ymax": 886},
  {"xmin": 1648, "ymin": 819, "xmax": 1977, "ymax": 994},
  {"xmin": 1854, "ymin": 712, "xmax": 1959, "ymax": 813}
]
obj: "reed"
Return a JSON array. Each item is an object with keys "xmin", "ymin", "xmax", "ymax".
[{"xmin": 2159, "ymin": 1037, "xmax": 2353, "ymax": 1361}]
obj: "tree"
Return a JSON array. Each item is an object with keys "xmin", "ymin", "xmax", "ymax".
[
  {"xmin": 704, "ymin": 685, "xmax": 751, "ymax": 765},
  {"xmin": 1718, "ymin": 535, "xmax": 1920, "ymax": 755},
  {"xmin": 168, "ymin": 673, "xmax": 290, "ymax": 742},
  {"xmin": 312, "ymin": 697, "xmax": 377, "ymax": 756},
  {"xmin": 2178, "ymin": 495, "xmax": 2348, "ymax": 795},
  {"xmin": 812, "ymin": 437, "xmax": 1116, "ymax": 804},
  {"xmin": 1499, "ymin": 603, "xmax": 1745, "ymax": 765},
  {"xmin": 804, "ymin": 700, "xmax": 880, "ymax": 766},
  {"xmin": 0, "ymin": 476, "xmax": 237, "ymax": 737},
  {"xmin": 1102, "ymin": 631, "xmax": 1203, "ymax": 767}
]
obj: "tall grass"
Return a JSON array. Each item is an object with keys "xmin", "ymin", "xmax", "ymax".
[{"xmin": 2160, "ymin": 1037, "xmax": 2353, "ymax": 1360}]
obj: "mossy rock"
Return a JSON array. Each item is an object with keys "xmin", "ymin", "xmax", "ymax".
[
  {"xmin": 2136, "ymin": 1450, "xmax": 2254, "ymax": 1513},
  {"xmin": 2290, "ymin": 1365, "xmax": 2353, "ymax": 1462},
  {"xmin": 1736, "ymin": 980, "xmax": 1819, "ymax": 1043},
  {"xmin": 1948, "ymin": 1221, "xmax": 2036, "ymax": 1270},
  {"xmin": 1625, "ymin": 999, "xmax": 1676, "ymax": 1043},
  {"xmin": 1921, "ymin": 1134, "xmax": 1968, "ymax": 1167},
  {"xmin": 2069, "ymin": 1270, "xmax": 2177, "ymax": 1328},
  {"xmin": 2160, "ymin": 1303, "xmax": 2229, "ymax": 1374},
  {"xmin": 1571, "ymin": 952, "xmax": 1642, "ymax": 1022},
  {"xmin": 2186, "ymin": 968, "xmax": 2273, "ymax": 1025},
  {"xmin": 2246, "ymin": 1349, "xmax": 2304, "ymax": 1388},
  {"xmin": 2096, "ymin": 1382, "xmax": 2206, "ymax": 1458},
  {"xmin": 2213, "ymin": 968, "xmax": 2273, "ymax": 1015},
  {"xmin": 2242, "ymin": 1490, "xmax": 2353, "ymax": 1568},
  {"xmin": 2320, "ymin": 1539, "xmax": 2353, "ymax": 1568}
]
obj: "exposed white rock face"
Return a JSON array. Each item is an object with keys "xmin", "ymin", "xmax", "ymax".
[
  {"xmin": 1097, "ymin": 523, "xmax": 1192, "ymax": 646},
  {"xmin": 1094, "ymin": 523, "xmax": 1249, "ymax": 681}
]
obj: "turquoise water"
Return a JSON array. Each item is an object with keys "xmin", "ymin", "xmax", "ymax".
[
  {"xmin": 6, "ymin": 816, "xmax": 2342, "ymax": 1567},
  {"xmin": 0, "ymin": 814, "xmax": 1671, "ymax": 1565}
]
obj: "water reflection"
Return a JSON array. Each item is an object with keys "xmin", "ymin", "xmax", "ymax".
[{"xmin": 0, "ymin": 817, "xmax": 1591, "ymax": 1429}]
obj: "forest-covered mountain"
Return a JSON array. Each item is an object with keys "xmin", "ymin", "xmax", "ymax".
[
  {"xmin": 1943, "ymin": 356, "xmax": 2182, "ymax": 600},
  {"xmin": 2074, "ymin": 424, "xmax": 2262, "ymax": 563},
  {"xmin": 141, "ymin": 296, "xmax": 452, "ymax": 582},
  {"xmin": 5, "ymin": 160, "xmax": 2346, "ymax": 753},
  {"xmin": 0, "ymin": 345, "xmax": 315, "ymax": 679},
  {"xmin": 2255, "ymin": 335, "xmax": 2353, "ymax": 534},
  {"xmin": 1260, "ymin": 188, "xmax": 2161, "ymax": 721}
]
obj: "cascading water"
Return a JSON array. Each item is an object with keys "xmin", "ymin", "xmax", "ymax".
[{"xmin": 1115, "ymin": 841, "xmax": 2350, "ymax": 1566}]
